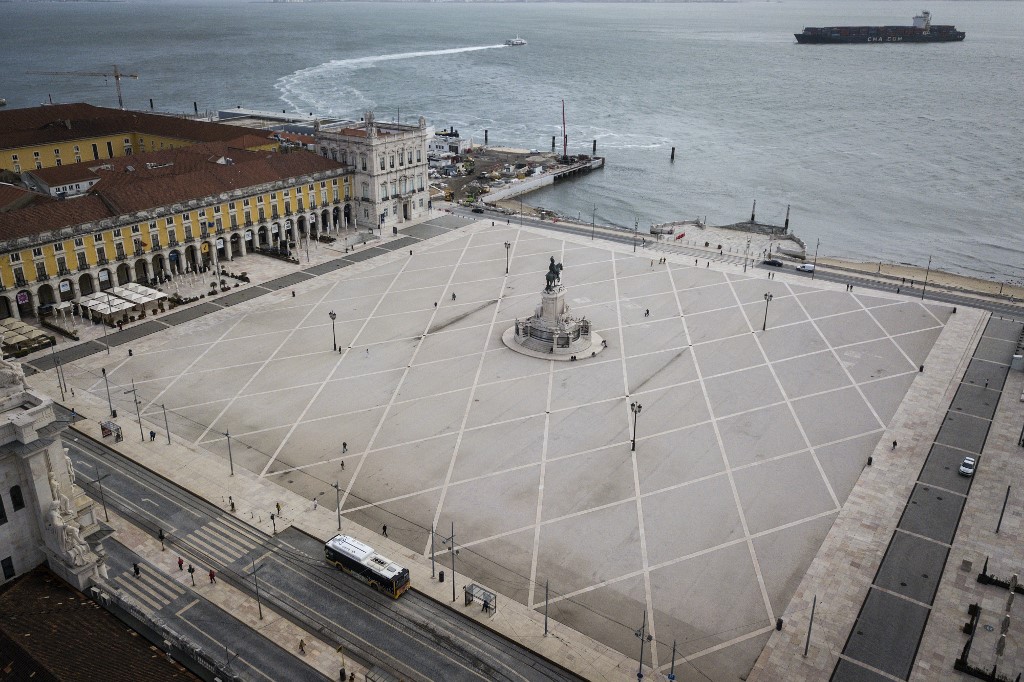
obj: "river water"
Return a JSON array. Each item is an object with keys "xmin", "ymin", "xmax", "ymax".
[{"xmin": 3, "ymin": 0, "xmax": 1021, "ymax": 279}]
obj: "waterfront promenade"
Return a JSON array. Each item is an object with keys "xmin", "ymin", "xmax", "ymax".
[{"xmin": 24, "ymin": 208, "xmax": 1024, "ymax": 681}]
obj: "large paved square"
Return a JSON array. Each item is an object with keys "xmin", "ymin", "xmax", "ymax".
[{"xmin": 81, "ymin": 222, "xmax": 950, "ymax": 679}]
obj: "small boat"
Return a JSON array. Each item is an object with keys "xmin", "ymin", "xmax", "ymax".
[
  {"xmin": 0, "ymin": 99, "xmax": 7, "ymax": 107},
  {"xmin": 504, "ymin": 36, "xmax": 527, "ymax": 47}
]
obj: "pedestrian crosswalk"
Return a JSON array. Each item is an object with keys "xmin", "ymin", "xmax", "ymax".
[
  {"xmin": 180, "ymin": 518, "xmax": 258, "ymax": 568},
  {"xmin": 113, "ymin": 566, "xmax": 187, "ymax": 614}
]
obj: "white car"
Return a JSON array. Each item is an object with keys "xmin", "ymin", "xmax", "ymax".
[
  {"xmin": 959, "ymin": 456, "xmax": 977, "ymax": 477},
  {"xmin": 795, "ymin": 263, "xmax": 815, "ymax": 272}
]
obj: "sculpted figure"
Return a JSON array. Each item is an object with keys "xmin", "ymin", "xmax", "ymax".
[
  {"xmin": 49, "ymin": 472, "xmax": 72, "ymax": 515},
  {"xmin": 64, "ymin": 449, "xmax": 75, "ymax": 486},
  {"xmin": 47, "ymin": 501, "xmax": 68, "ymax": 552},
  {"xmin": 544, "ymin": 257, "xmax": 563, "ymax": 292},
  {"xmin": 63, "ymin": 523, "xmax": 88, "ymax": 566}
]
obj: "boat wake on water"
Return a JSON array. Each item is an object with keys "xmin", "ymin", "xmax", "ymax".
[{"xmin": 277, "ymin": 44, "xmax": 508, "ymax": 114}]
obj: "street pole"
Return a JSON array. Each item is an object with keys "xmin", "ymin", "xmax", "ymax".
[
  {"xmin": 635, "ymin": 610, "xmax": 652, "ymax": 680},
  {"xmin": 520, "ymin": 195, "xmax": 523, "ymax": 229},
  {"xmin": 123, "ymin": 380, "xmax": 144, "ymax": 442},
  {"xmin": 921, "ymin": 255, "xmax": 932, "ymax": 299},
  {"xmin": 668, "ymin": 640, "xmax": 677, "ymax": 681},
  {"xmin": 811, "ymin": 238, "xmax": 820, "ymax": 280},
  {"xmin": 591, "ymin": 204, "xmax": 596, "ymax": 240},
  {"xmin": 329, "ymin": 310, "xmax": 337, "ymax": 351},
  {"xmin": 762, "ymin": 293, "xmax": 773, "ymax": 331},
  {"xmin": 333, "ymin": 481, "xmax": 341, "ymax": 531},
  {"xmin": 430, "ymin": 524, "xmax": 435, "ymax": 579},
  {"xmin": 633, "ymin": 217, "xmax": 638, "ymax": 253},
  {"xmin": 504, "ymin": 241, "xmax": 511, "ymax": 274},
  {"xmin": 50, "ymin": 344, "xmax": 65, "ymax": 401},
  {"xmin": 102, "ymin": 368, "xmax": 114, "ymax": 417},
  {"xmin": 225, "ymin": 430, "xmax": 234, "ymax": 476},
  {"xmin": 631, "ymin": 401, "xmax": 643, "ymax": 452},
  {"xmin": 743, "ymin": 237, "xmax": 750, "ymax": 273},
  {"xmin": 162, "ymin": 404, "xmax": 170, "ymax": 444},
  {"xmin": 94, "ymin": 465, "xmax": 109, "ymax": 522},
  {"xmin": 544, "ymin": 579, "xmax": 549, "ymax": 635},
  {"xmin": 250, "ymin": 560, "xmax": 264, "ymax": 620},
  {"xmin": 451, "ymin": 521, "xmax": 457, "ymax": 603},
  {"xmin": 804, "ymin": 594, "xmax": 817, "ymax": 656}
]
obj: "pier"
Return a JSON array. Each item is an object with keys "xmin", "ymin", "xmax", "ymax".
[{"xmin": 482, "ymin": 156, "xmax": 604, "ymax": 203}]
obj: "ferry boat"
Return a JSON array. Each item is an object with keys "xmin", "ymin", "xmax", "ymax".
[
  {"xmin": 504, "ymin": 36, "xmax": 527, "ymax": 47},
  {"xmin": 795, "ymin": 11, "xmax": 965, "ymax": 44}
]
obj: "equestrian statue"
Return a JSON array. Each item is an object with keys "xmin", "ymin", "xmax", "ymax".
[{"xmin": 545, "ymin": 257, "xmax": 563, "ymax": 292}]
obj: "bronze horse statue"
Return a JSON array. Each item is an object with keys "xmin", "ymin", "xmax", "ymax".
[{"xmin": 545, "ymin": 257, "xmax": 563, "ymax": 292}]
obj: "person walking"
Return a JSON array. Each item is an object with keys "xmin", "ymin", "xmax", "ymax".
[
  {"xmin": 382, "ymin": 524, "xmax": 388, "ymax": 538},
  {"xmin": 149, "ymin": 430, "xmax": 156, "ymax": 442},
  {"xmin": 208, "ymin": 569, "xmax": 216, "ymax": 584},
  {"xmin": 133, "ymin": 562, "xmax": 141, "ymax": 578},
  {"xmin": 158, "ymin": 528, "xmax": 165, "ymax": 550},
  {"xmin": 342, "ymin": 442, "xmax": 348, "ymax": 454},
  {"xmin": 892, "ymin": 440, "xmax": 898, "ymax": 450},
  {"xmin": 340, "ymin": 460, "xmax": 345, "ymax": 471},
  {"xmin": 299, "ymin": 639, "xmax": 306, "ymax": 655},
  {"xmin": 451, "ymin": 292, "xmax": 456, "ymax": 301},
  {"xmin": 177, "ymin": 557, "xmax": 184, "ymax": 571},
  {"xmin": 644, "ymin": 308, "xmax": 650, "ymax": 318},
  {"xmin": 313, "ymin": 497, "xmax": 318, "ymax": 511},
  {"xmin": 276, "ymin": 502, "xmax": 281, "ymax": 515}
]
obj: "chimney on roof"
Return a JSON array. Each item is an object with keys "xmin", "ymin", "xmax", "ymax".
[{"xmin": 65, "ymin": 119, "xmax": 72, "ymax": 130}]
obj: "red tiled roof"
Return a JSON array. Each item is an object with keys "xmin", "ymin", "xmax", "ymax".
[
  {"xmin": 0, "ymin": 103, "xmax": 271, "ymax": 151},
  {"xmin": 0, "ymin": 147, "xmax": 347, "ymax": 241},
  {"xmin": 0, "ymin": 565, "xmax": 199, "ymax": 682},
  {"xmin": 0, "ymin": 184, "xmax": 53, "ymax": 212},
  {"xmin": 27, "ymin": 164, "xmax": 101, "ymax": 187}
]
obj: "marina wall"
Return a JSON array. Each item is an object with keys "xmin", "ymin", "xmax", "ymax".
[{"xmin": 483, "ymin": 174, "xmax": 554, "ymax": 202}]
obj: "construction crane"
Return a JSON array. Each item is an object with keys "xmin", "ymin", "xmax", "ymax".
[{"xmin": 26, "ymin": 64, "xmax": 139, "ymax": 110}]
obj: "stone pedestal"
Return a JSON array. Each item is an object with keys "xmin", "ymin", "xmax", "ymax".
[{"xmin": 504, "ymin": 283, "xmax": 604, "ymax": 361}]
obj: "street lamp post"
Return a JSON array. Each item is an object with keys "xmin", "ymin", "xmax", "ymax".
[
  {"xmin": 247, "ymin": 560, "xmax": 265, "ymax": 620},
  {"xmin": 225, "ymin": 430, "xmax": 234, "ymax": 476},
  {"xmin": 630, "ymin": 401, "xmax": 643, "ymax": 452},
  {"xmin": 504, "ymin": 241, "xmax": 511, "ymax": 274},
  {"xmin": 93, "ymin": 464, "xmax": 110, "ymax": 522},
  {"xmin": 332, "ymin": 481, "xmax": 342, "ymax": 531},
  {"xmin": 762, "ymin": 292, "xmax": 774, "ymax": 331},
  {"xmin": 633, "ymin": 217, "xmax": 639, "ymax": 253},
  {"xmin": 328, "ymin": 310, "xmax": 337, "ymax": 351},
  {"xmin": 635, "ymin": 610, "xmax": 653, "ymax": 680},
  {"xmin": 743, "ymin": 237, "xmax": 751, "ymax": 273},
  {"xmin": 591, "ymin": 204, "xmax": 596, "ymax": 241},
  {"xmin": 123, "ymin": 380, "xmax": 144, "ymax": 442},
  {"xmin": 101, "ymin": 368, "xmax": 114, "ymax": 417},
  {"xmin": 921, "ymin": 255, "xmax": 932, "ymax": 300},
  {"xmin": 811, "ymin": 238, "xmax": 820, "ymax": 280}
]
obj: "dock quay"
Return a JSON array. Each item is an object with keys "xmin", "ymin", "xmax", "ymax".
[{"xmin": 482, "ymin": 155, "xmax": 604, "ymax": 203}]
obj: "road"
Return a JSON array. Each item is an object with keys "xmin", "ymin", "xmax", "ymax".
[
  {"xmin": 462, "ymin": 207, "xmax": 1024, "ymax": 321},
  {"xmin": 65, "ymin": 425, "xmax": 583, "ymax": 682}
]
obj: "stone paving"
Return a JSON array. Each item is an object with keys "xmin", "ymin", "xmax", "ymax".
[{"xmin": 47, "ymin": 218, "xmax": 959, "ymax": 680}]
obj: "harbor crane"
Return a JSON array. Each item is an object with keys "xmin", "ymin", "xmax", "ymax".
[{"xmin": 26, "ymin": 65, "xmax": 138, "ymax": 109}]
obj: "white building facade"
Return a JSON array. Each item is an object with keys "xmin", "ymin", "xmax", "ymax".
[{"xmin": 315, "ymin": 112, "xmax": 433, "ymax": 234}]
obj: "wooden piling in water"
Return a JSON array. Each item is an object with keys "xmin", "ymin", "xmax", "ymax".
[{"xmin": 671, "ymin": 147, "xmax": 676, "ymax": 161}]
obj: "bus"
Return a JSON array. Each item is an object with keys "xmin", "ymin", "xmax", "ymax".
[{"xmin": 324, "ymin": 534, "xmax": 411, "ymax": 599}]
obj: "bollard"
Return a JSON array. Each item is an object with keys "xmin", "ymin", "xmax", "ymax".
[
  {"xmin": 671, "ymin": 147, "xmax": 676, "ymax": 161},
  {"xmin": 775, "ymin": 618, "xmax": 783, "ymax": 631},
  {"xmin": 867, "ymin": 456, "xmax": 873, "ymax": 466},
  {"xmin": 919, "ymin": 365, "xmax": 924, "ymax": 372},
  {"xmin": 439, "ymin": 570, "xmax": 445, "ymax": 583}
]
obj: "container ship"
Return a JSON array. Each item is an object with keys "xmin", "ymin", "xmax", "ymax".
[{"xmin": 795, "ymin": 11, "xmax": 965, "ymax": 44}]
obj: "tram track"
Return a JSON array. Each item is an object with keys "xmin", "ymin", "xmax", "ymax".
[{"xmin": 66, "ymin": 426, "xmax": 583, "ymax": 682}]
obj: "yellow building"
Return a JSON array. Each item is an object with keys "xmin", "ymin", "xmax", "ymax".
[
  {"xmin": 0, "ymin": 143, "xmax": 353, "ymax": 320},
  {"xmin": 0, "ymin": 103, "xmax": 277, "ymax": 174}
]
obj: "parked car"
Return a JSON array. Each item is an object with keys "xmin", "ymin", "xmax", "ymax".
[
  {"xmin": 795, "ymin": 263, "xmax": 815, "ymax": 272},
  {"xmin": 762, "ymin": 259, "xmax": 783, "ymax": 267},
  {"xmin": 958, "ymin": 456, "xmax": 977, "ymax": 477},
  {"xmin": 471, "ymin": 207, "xmax": 484, "ymax": 214}
]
